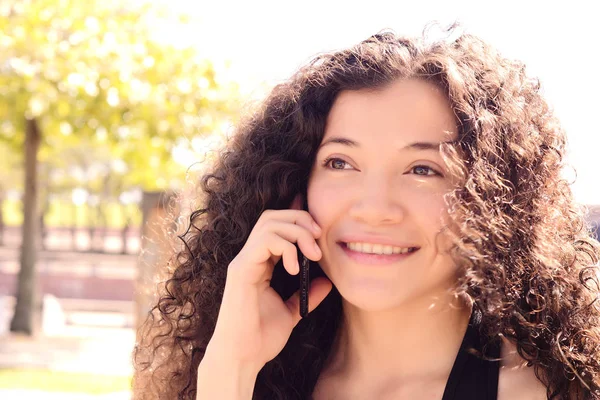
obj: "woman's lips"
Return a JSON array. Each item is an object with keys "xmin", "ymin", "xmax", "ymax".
[{"xmin": 339, "ymin": 242, "xmax": 419, "ymax": 265}]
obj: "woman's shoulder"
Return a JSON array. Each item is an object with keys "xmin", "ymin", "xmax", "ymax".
[{"xmin": 497, "ymin": 337, "xmax": 547, "ymax": 400}]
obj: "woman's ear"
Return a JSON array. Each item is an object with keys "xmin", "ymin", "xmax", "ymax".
[{"xmin": 289, "ymin": 194, "xmax": 303, "ymax": 210}]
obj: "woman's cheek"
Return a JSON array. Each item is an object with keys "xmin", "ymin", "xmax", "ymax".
[
  {"xmin": 402, "ymin": 185, "xmax": 449, "ymax": 225},
  {"xmin": 307, "ymin": 178, "xmax": 342, "ymax": 225}
]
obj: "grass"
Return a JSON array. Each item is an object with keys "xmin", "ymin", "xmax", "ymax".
[{"xmin": 0, "ymin": 368, "xmax": 131, "ymax": 394}]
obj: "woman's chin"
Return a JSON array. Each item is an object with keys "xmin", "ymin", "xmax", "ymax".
[{"xmin": 336, "ymin": 281, "xmax": 411, "ymax": 312}]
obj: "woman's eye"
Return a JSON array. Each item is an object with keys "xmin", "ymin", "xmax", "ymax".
[
  {"xmin": 323, "ymin": 157, "xmax": 351, "ymax": 170},
  {"xmin": 410, "ymin": 165, "xmax": 439, "ymax": 176}
]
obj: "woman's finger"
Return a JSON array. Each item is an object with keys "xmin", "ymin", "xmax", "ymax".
[
  {"xmin": 257, "ymin": 209, "xmax": 321, "ymax": 238},
  {"xmin": 263, "ymin": 221, "xmax": 322, "ymax": 261},
  {"xmin": 243, "ymin": 233, "xmax": 300, "ymax": 282}
]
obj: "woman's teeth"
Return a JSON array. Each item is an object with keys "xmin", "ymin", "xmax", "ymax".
[{"xmin": 345, "ymin": 242, "xmax": 415, "ymax": 255}]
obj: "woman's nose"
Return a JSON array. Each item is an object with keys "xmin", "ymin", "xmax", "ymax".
[{"xmin": 347, "ymin": 176, "xmax": 405, "ymax": 226}]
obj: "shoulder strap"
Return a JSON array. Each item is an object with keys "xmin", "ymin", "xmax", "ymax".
[{"xmin": 441, "ymin": 311, "xmax": 501, "ymax": 400}]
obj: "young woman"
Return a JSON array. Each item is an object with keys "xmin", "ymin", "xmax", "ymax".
[{"xmin": 133, "ymin": 28, "xmax": 600, "ymax": 399}]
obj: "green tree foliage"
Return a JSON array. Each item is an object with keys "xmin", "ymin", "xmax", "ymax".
[{"xmin": 0, "ymin": 0, "xmax": 241, "ymax": 333}]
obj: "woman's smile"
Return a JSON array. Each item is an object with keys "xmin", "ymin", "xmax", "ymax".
[{"xmin": 339, "ymin": 241, "xmax": 420, "ymax": 265}]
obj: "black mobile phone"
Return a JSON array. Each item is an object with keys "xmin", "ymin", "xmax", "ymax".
[
  {"xmin": 299, "ymin": 253, "xmax": 310, "ymax": 318},
  {"xmin": 299, "ymin": 196, "xmax": 310, "ymax": 318}
]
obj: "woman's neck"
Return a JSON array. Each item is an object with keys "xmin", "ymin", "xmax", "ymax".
[{"xmin": 324, "ymin": 290, "xmax": 472, "ymax": 384}]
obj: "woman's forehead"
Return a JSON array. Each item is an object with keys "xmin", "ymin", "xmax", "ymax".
[{"xmin": 324, "ymin": 79, "xmax": 458, "ymax": 144}]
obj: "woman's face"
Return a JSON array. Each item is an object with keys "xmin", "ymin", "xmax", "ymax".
[{"xmin": 307, "ymin": 78, "xmax": 459, "ymax": 311}]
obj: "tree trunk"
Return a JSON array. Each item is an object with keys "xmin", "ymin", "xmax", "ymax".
[
  {"xmin": 39, "ymin": 209, "xmax": 46, "ymax": 250},
  {"xmin": 39, "ymin": 175, "xmax": 50, "ymax": 251},
  {"xmin": 121, "ymin": 217, "xmax": 130, "ymax": 255},
  {"xmin": 10, "ymin": 117, "xmax": 41, "ymax": 335}
]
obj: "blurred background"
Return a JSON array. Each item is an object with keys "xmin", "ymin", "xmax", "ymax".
[{"xmin": 0, "ymin": 0, "xmax": 598, "ymax": 399}]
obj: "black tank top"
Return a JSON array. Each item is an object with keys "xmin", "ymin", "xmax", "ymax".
[{"xmin": 441, "ymin": 310, "xmax": 501, "ymax": 400}]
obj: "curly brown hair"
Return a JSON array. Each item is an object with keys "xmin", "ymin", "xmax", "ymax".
[{"xmin": 132, "ymin": 27, "xmax": 600, "ymax": 399}]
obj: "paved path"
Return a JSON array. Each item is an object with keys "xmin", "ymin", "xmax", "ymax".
[
  {"xmin": 0, "ymin": 327, "xmax": 135, "ymax": 375},
  {"xmin": 0, "ymin": 327, "xmax": 135, "ymax": 399}
]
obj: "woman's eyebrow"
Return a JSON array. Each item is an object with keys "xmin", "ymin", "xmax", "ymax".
[
  {"xmin": 402, "ymin": 141, "xmax": 443, "ymax": 151},
  {"xmin": 318, "ymin": 136, "xmax": 359, "ymax": 149},
  {"xmin": 318, "ymin": 136, "xmax": 455, "ymax": 151}
]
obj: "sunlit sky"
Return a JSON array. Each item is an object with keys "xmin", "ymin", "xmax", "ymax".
[{"xmin": 158, "ymin": 0, "xmax": 599, "ymax": 204}]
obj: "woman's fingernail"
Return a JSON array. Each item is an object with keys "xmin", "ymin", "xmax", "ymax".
[
  {"xmin": 314, "ymin": 242, "xmax": 322, "ymax": 255},
  {"xmin": 312, "ymin": 221, "xmax": 321, "ymax": 232}
]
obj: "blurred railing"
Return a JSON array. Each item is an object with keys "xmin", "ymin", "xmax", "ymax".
[{"xmin": 0, "ymin": 225, "xmax": 140, "ymax": 254}]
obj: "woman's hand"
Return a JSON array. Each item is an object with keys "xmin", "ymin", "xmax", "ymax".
[{"xmin": 206, "ymin": 194, "xmax": 333, "ymax": 372}]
